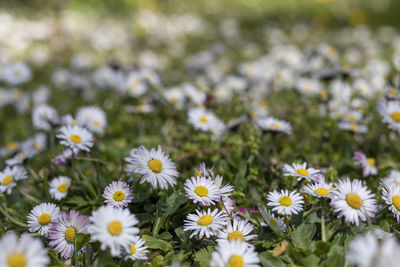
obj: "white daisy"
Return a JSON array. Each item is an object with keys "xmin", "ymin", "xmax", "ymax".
[
  {"xmin": 382, "ymin": 184, "xmax": 400, "ymax": 222},
  {"xmin": 123, "ymin": 72, "xmax": 147, "ymax": 97},
  {"xmin": 0, "ymin": 232, "xmax": 49, "ymax": 267},
  {"xmin": 163, "ymin": 87, "xmax": 185, "ymax": 110},
  {"xmin": 301, "ymin": 181, "xmax": 334, "ymax": 198},
  {"xmin": 260, "ymin": 208, "xmax": 286, "ymax": 233},
  {"xmin": 378, "ymin": 101, "xmax": 400, "ymax": 132},
  {"xmin": 210, "ymin": 240, "xmax": 260, "ymax": 267},
  {"xmin": 32, "ymin": 104, "xmax": 59, "ymax": 131},
  {"xmin": 48, "ymin": 210, "xmax": 90, "ymax": 259},
  {"xmin": 330, "ymin": 178, "xmax": 377, "ymax": 226},
  {"xmin": 125, "ymin": 145, "xmax": 179, "ymax": 189},
  {"xmin": 254, "ymin": 117, "xmax": 292, "ymax": 134},
  {"xmin": 27, "ymin": 203, "xmax": 60, "ymax": 236},
  {"xmin": 188, "ymin": 107, "xmax": 220, "ymax": 132},
  {"xmin": 217, "ymin": 218, "xmax": 257, "ymax": 242},
  {"xmin": 76, "ymin": 106, "xmax": 107, "ymax": 135},
  {"xmin": 103, "ymin": 181, "xmax": 134, "ymax": 208},
  {"xmin": 380, "ymin": 170, "xmax": 400, "ymax": 187},
  {"xmin": 124, "ymin": 236, "xmax": 149, "ymax": 261},
  {"xmin": 88, "ymin": 206, "xmax": 139, "ymax": 257},
  {"xmin": 183, "ymin": 208, "xmax": 228, "ymax": 239},
  {"xmin": 0, "ymin": 166, "xmax": 28, "ymax": 194},
  {"xmin": 184, "ymin": 176, "xmax": 221, "ymax": 206},
  {"xmin": 57, "ymin": 125, "xmax": 94, "ymax": 154},
  {"xmin": 49, "ymin": 176, "xmax": 72, "ymax": 200},
  {"xmin": 338, "ymin": 122, "xmax": 368, "ymax": 133},
  {"xmin": 353, "ymin": 151, "xmax": 377, "ymax": 177},
  {"xmin": 2, "ymin": 61, "xmax": 32, "ymax": 85},
  {"xmin": 267, "ymin": 190, "xmax": 304, "ymax": 216},
  {"xmin": 283, "ymin": 162, "xmax": 320, "ymax": 181}
]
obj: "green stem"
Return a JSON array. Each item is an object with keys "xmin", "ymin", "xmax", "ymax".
[
  {"xmin": 284, "ymin": 216, "xmax": 292, "ymax": 239},
  {"xmin": 321, "ymin": 199, "xmax": 326, "ymax": 242},
  {"xmin": 74, "ymin": 234, "xmax": 79, "ymax": 267},
  {"xmin": 0, "ymin": 204, "xmax": 28, "ymax": 228}
]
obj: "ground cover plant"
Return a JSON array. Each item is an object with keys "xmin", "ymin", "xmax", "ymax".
[{"xmin": 2, "ymin": 1, "xmax": 400, "ymax": 266}]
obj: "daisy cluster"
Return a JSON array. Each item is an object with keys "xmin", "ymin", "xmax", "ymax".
[{"xmin": 3, "ymin": 3, "xmax": 400, "ymax": 267}]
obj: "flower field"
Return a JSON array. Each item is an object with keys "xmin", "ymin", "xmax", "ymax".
[{"xmin": 1, "ymin": 1, "xmax": 400, "ymax": 266}]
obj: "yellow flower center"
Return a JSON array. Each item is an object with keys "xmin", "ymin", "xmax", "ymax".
[
  {"xmin": 108, "ymin": 220, "xmax": 123, "ymax": 235},
  {"xmin": 279, "ymin": 196, "xmax": 292, "ymax": 206},
  {"xmin": 70, "ymin": 122, "xmax": 77, "ymax": 127},
  {"xmin": 228, "ymin": 254, "xmax": 244, "ymax": 267},
  {"xmin": 228, "ymin": 230, "xmax": 244, "ymax": 241},
  {"xmin": 70, "ymin": 134, "xmax": 82, "ymax": 144},
  {"xmin": 392, "ymin": 195, "xmax": 400, "ymax": 211},
  {"xmin": 7, "ymin": 253, "xmax": 27, "ymax": 267},
  {"xmin": 296, "ymin": 168, "xmax": 309, "ymax": 176},
  {"xmin": 33, "ymin": 143, "xmax": 41, "ymax": 150},
  {"xmin": 391, "ymin": 112, "xmax": 400, "ymax": 122},
  {"xmin": 349, "ymin": 124, "xmax": 359, "ymax": 131},
  {"xmin": 2, "ymin": 175, "xmax": 13, "ymax": 186},
  {"xmin": 113, "ymin": 191, "xmax": 126, "ymax": 202},
  {"xmin": 198, "ymin": 215, "xmax": 213, "ymax": 226},
  {"xmin": 270, "ymin": 123, "xmax": 281, "ymax": 129},
  {"xmin": 389, "ymin": 88, "xmax": 398, "ymax": 96},
  {"xmin": 93, "ymin": 120, "xmax": 100, "ymax": 126},
  {"xmin": 194, "ymin": 185, "xmax": 209, "ymax": 197},
  {"xmin": 148, "ymin": 159, "xmax": 162, "ymax": 173},
  {"xmin": 194, "ymin": 169, "xmax": 201, "ymax": 176},
  {"xmin": 347, "ymin": 115, "xmax": 358, "ymax": 121},
  {"xmin": 38, "ymin": 213, "xmax": 51, "ymax": 225},
  {"xmin": 199, "ymin": 116, "xmax": 208, "ymax": 123},
  {"xmin": 7, "ymin": 142, "xmax": 18, "ymax": 150},
  {"xmin": 129, "ymin": 244, "xmax": 136, "ymax": 255},
  {"xmin": 57, "ymin": 184, "xmax": 67, "ymax": 193},
  {"xmin": 315, "ymin": 188, "xmax": 330, "ymax": 196},
  {"xmin": 270, "ymin": 218, "xmax": 278, "ymax": 227},
  {"xmin": 320, "ymin": 91, "xmax": 328, "ymax": 99},
  {"xmin": 65, "ymin": 227, "xmax": 76, "ymax": 243},
  {"xmin": 366, "ymin": 158, "xmax": 375, "ymax": 167},
  {"xmin": 346, "ymin": 193, "xmax": 362, "ymax": 209}
]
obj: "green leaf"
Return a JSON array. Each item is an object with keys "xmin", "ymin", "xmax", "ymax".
[
  {"xmin": 142, "ymin": 235, "xmax": 173, "ymax": 252},
  {"xmin": 299, "ymin": 254, "xmax": 319, "ymax": 267},
  {"xmin": 194, "ymin": 246, "xmax": 213, "ymax": 267},
  {"xmin": 291, "ymin": 222, "xmax": 317, "ymax": 251},
  {"xmin": 259, "ymin": 252, "xmax": 285, "ymax": 267},
  {"xmin": 325, "ymin": 220, "xmax": 341, "ymax": 241},
  {"xmin": 321, "ymin": 244, "xmax": 344, "ymax": 267},
  {"xmin": 158, "ymin": 231, "xmax": 173, "ymax": 240},
  {"xmin": 76, "ymin": 233, "xmax": 91, "ymax": 252}
]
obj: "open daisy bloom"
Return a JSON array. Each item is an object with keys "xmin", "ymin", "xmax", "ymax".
[
  {"xmin": 76, "ymin": 106, "xmax": 107, "ymax": 135},
  {"xmin": 302, "ymin": 181, "xmax": 334, "ymax": 198},
  {"xmin": 124, "ymin": 236, "xmax": 149, "ymax": 261},
  {"xmin": 353, "ymin": 151, "xmax": 377, "ymax": 177},
  {"xmin": 210, "ymin": 240, "xmax": 260, "ymax": 267},
  {"xmin": 379, "ymin": 101, "xmax": 400, "ymax": 133},
  {"xmin": 330, "ymin": 178, "xmax": 377, "ymax": 226},
  {"xmin": 0, "ymin": 166, "xmax": 28, "ymax": 194},
  {"xmin": 0, "ymin": 232, "xmax": 49, "ymax": 267},
  {"xmin": 48, "ymin": 210, "xmax": 90, "ymax": 259},
  {"xmin": 125, "ymin": 145, "xmax": 179, "ymax": 189},
  {"xmin": 217, "ymin": 218, "xmax": 257, "ymax": 242},
  {"xmin": 183, "ymin": 208, "xmax": 228, "ymax": 239},
  {"xmin": 57, "ymin": 125, "xmax": 94, "ymax": 154},
  {"xmin": 49, "ymin": 176, "xmax": 72, "ymax": 200},
  {"xmin": 184, "ymin": 176, "xmax": 221, "ymax": 206},
  {"xmin": 27, "ymin": 203, "xmax": 60, "ymax": 236},
  {"xmin": 88, "ymin": 206, "xmax": 139, "ymax": 257},
  {"xmin": 255, "ymin": 116, "xmax": 292, "ymax": 134},
  {"xmin": 382, "ymin": 184, "xmax": 400, "ymax": 222},
  {"xmin": 260, "ymin": 208, "xmax": 286, "ymax": 233},
  {"xmin": 103, "ymin": 181, "xmax": 134, "ymax": 208},
  {"xmin": 283, "ymin": 162, "xmax": 320, "ymax": 182},
  {"xmin": 267, "ymin": 190, "xmax": 304, "ymax": 216}
]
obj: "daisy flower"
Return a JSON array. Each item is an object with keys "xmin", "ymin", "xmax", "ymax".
[
  {"xmin": 378, "ymin": 101, "xmax": 400, "ymax": 132},
  {"xmin": 27, "ymin": 203, "xmax": 60, "ymax": 236},
  {"xmin": 353, "ymin": 151, "xmax": 377, "ymax": 177},
  {"xmin": 338, "ymin": 122, "xmax": 367, "ymax": 133},
  {"xmin": 183, "ymin": 208, "xmax": 228, "ymax": 238},
  {"xmin": 254, "ymin": 117, "xmax": 292, "ymax": 134},
  {"xmin": 0, "ymin": 166, "xmax": 28, "ymax": 194},
  {"xmin": 2, "ymin": 61, "xmax": 32, "ymax": 85},
  {"xmin": 330, "ymin": 178, "xmax": 377, "ymax": 226},
  {"xmin": 260, "ymin": 208, "xmax": 286, "ymax": 233},
  {"xmin": 76, "ymin": 106, "xmax": 107, "ymax": 135},
  {"xmin": 385, "ymin": 86, "xmax": 400, "ymax": 100},
  {"xmin": 184, "ymin": 176, "xmax": 221, "ymax": 206},
  {"xmin": 103, "ymin": 181, "xmax": 134, "ymax": 208},
  {"xmin": 214, "ymin": 175, "xmax": 234, "ymax": 198},
  {"xmin": 382, "ymin": 184, "xmax": 400, "ymax": 222},
  {"xmin": 124, "ymin": 236, "xmax": 149, "ymax": 261},
  {"xmin": 48, "ymin": 210, "xmax": 90, "ymax": 259},
  {"xmin": 0, "ymin": 232, "xmax": 49, "ymax": 267},
  {"xmin": 217, "ymin": 218, "xmax": 257, "ymax": 242},
  {"xmin": 88, "ymin": 206, "xmax": 139, "ymax": 257},
  {"xmin": 283, "ymin": 162, "xmax": 320, "ymax": 181},
  {"xmin": 49, "ymin": 176, "xmax": 72, "ymax": 201},
  {"xmin": 188, "ymin": 107, "xmax": 219, "ymax": 132},
  {"xmin": 380, "ymin": 170, "xmax": 400, "ymax": 187},
  {"xmin": 32, "ymin": 104, "xmax": 59, "ymax": 131},
  {"xmin": 125, "ymin": 145, "xmax": 179, "ymax": 190},
  {"xmin": 210, "ymin": 240, "xmax": 260, "ymax": 267},
  {"xmin": 57, "ymin": 125, "xmax": 94, "ymax": 154},
  {"xmin": 301, "ymin": 181, "xmax": 334, "ymax": 198},
  {"xmin": 267, "ymin": 190, "xmax": 304, "ymax": 216}
]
